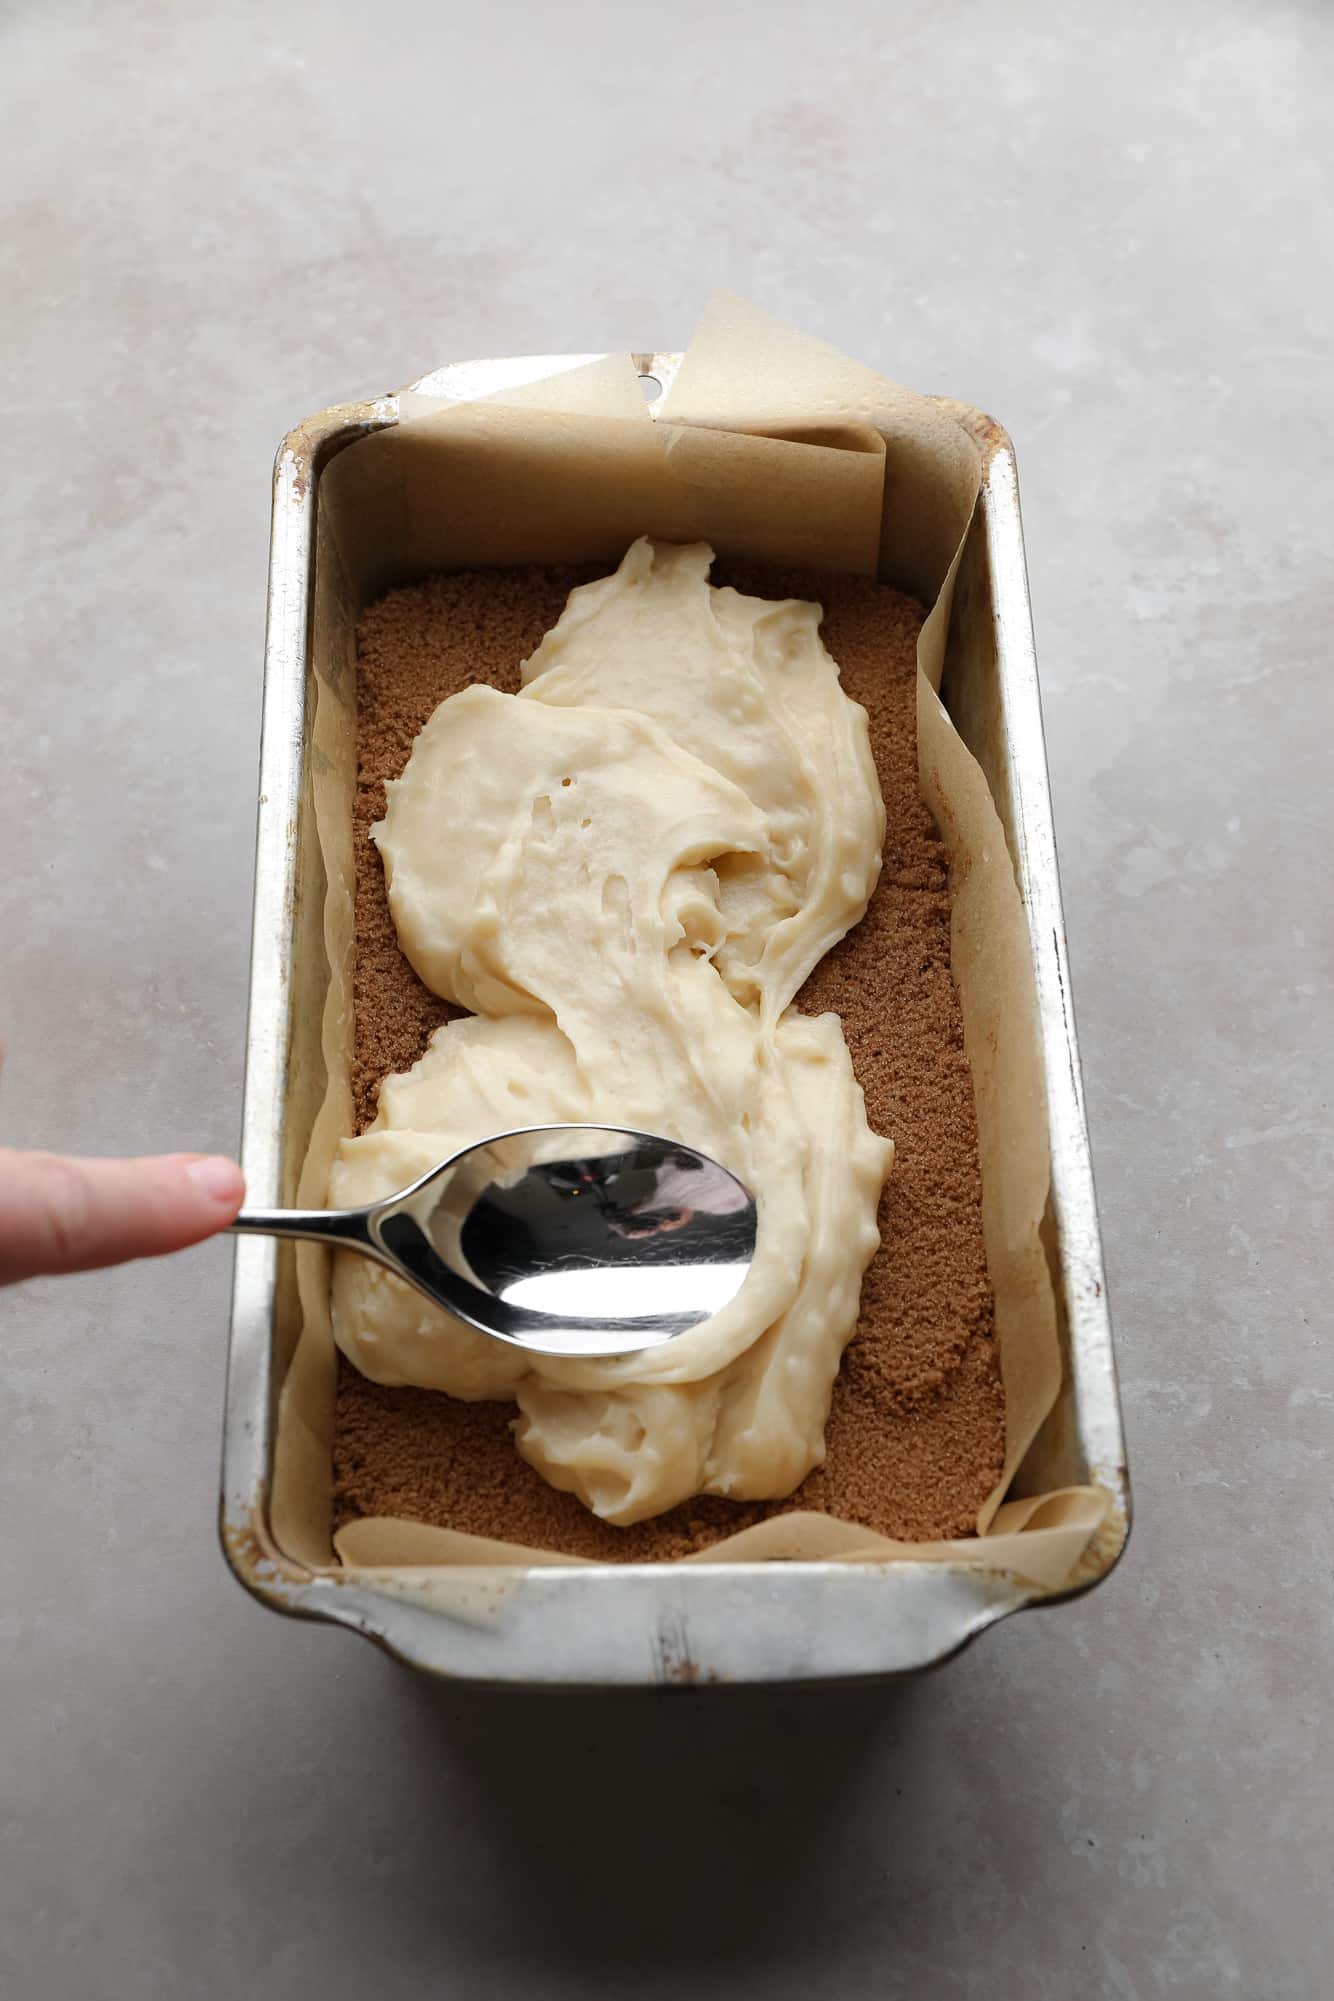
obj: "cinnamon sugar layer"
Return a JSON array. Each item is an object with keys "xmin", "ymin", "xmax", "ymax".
[{"xmin": 333, "ymin": 560, "xmax": 1004, "ymax": 1559}]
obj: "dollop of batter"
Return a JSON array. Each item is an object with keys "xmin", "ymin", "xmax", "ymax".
[{"xmin": 329, "ymin": 539, "xmax": 894, "ymax": 1525}]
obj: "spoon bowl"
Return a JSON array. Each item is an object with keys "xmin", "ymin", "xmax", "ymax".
[{"xmin": 229, "ymin": 1125, "xmax": 757, "ymax": 1357}]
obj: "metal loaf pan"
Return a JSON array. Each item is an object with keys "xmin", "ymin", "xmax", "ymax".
[{"xmin": 222, "ymin": 352, "xmax": 1129, "ymax": 1683}]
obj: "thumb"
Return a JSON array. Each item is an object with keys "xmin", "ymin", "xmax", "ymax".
[{"xmin": 0, "ymin": 1149, "xmax": 245, "ymax": 1284}]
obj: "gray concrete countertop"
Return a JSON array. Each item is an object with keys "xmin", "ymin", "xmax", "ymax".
[{"xmin": 2, "ymin": 3, "xmax": 1328, "ymax": 1995}]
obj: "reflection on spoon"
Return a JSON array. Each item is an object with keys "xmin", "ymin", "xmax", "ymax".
[{"xmin": 229, "ymin": 1125, "xmax": 757, "ymax": 1359}]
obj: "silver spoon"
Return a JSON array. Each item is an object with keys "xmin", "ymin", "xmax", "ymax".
[{"xmin": 229, "ymin": 1124, "xmax": 756, "ymax": 1359}]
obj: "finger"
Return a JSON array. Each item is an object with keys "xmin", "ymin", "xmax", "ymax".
[{"xmin": 0, "ymin": 1150, "xmax": 245, "ymax": 1283}]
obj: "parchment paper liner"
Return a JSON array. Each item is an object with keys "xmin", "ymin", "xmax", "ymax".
[{"xmin": 269, "ymin": 294, "xmax": 1108, "ymax": 1594}]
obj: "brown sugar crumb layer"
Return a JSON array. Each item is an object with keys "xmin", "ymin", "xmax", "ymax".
[{"xmin": 335, "ymin": 560, "xmax": 1005, "ymax": 1559}]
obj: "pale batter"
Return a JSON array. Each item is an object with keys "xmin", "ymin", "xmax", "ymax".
[{"xmin": 329, "ymin": 538, "xmax": 894, "ymax": 1525}]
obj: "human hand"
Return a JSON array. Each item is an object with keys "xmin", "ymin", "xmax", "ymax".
[{"xmin": 0, "ymin": 1149, "xmax": 244, "ymax": 1285}]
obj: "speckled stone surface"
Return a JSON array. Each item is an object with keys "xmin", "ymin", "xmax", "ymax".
[{"xmin": 1, "ymin": 3, "xmax": 1329, "ymax": 1995}]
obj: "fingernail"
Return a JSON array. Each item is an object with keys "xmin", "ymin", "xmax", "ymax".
[{"xmin": 186, "ymin": 1156, "xmax": 244, "ymax": 1204}]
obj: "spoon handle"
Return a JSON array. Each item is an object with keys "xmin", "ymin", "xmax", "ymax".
[{"xmin": 228, "ymin": 1206, "xmax": 376, "ymax": 1252}]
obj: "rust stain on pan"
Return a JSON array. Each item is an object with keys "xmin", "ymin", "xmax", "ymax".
[
  {"xmin": 652, "ymin": 1613, "xmax": 723, "ymax": 1686},
  {"xmin": 220, "ymin": 1492, "xmax": 314, "ymax": 1607},
  {"xmin": 934, "ymin": 398, "xmax": 1013, "ymax": 465}
]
